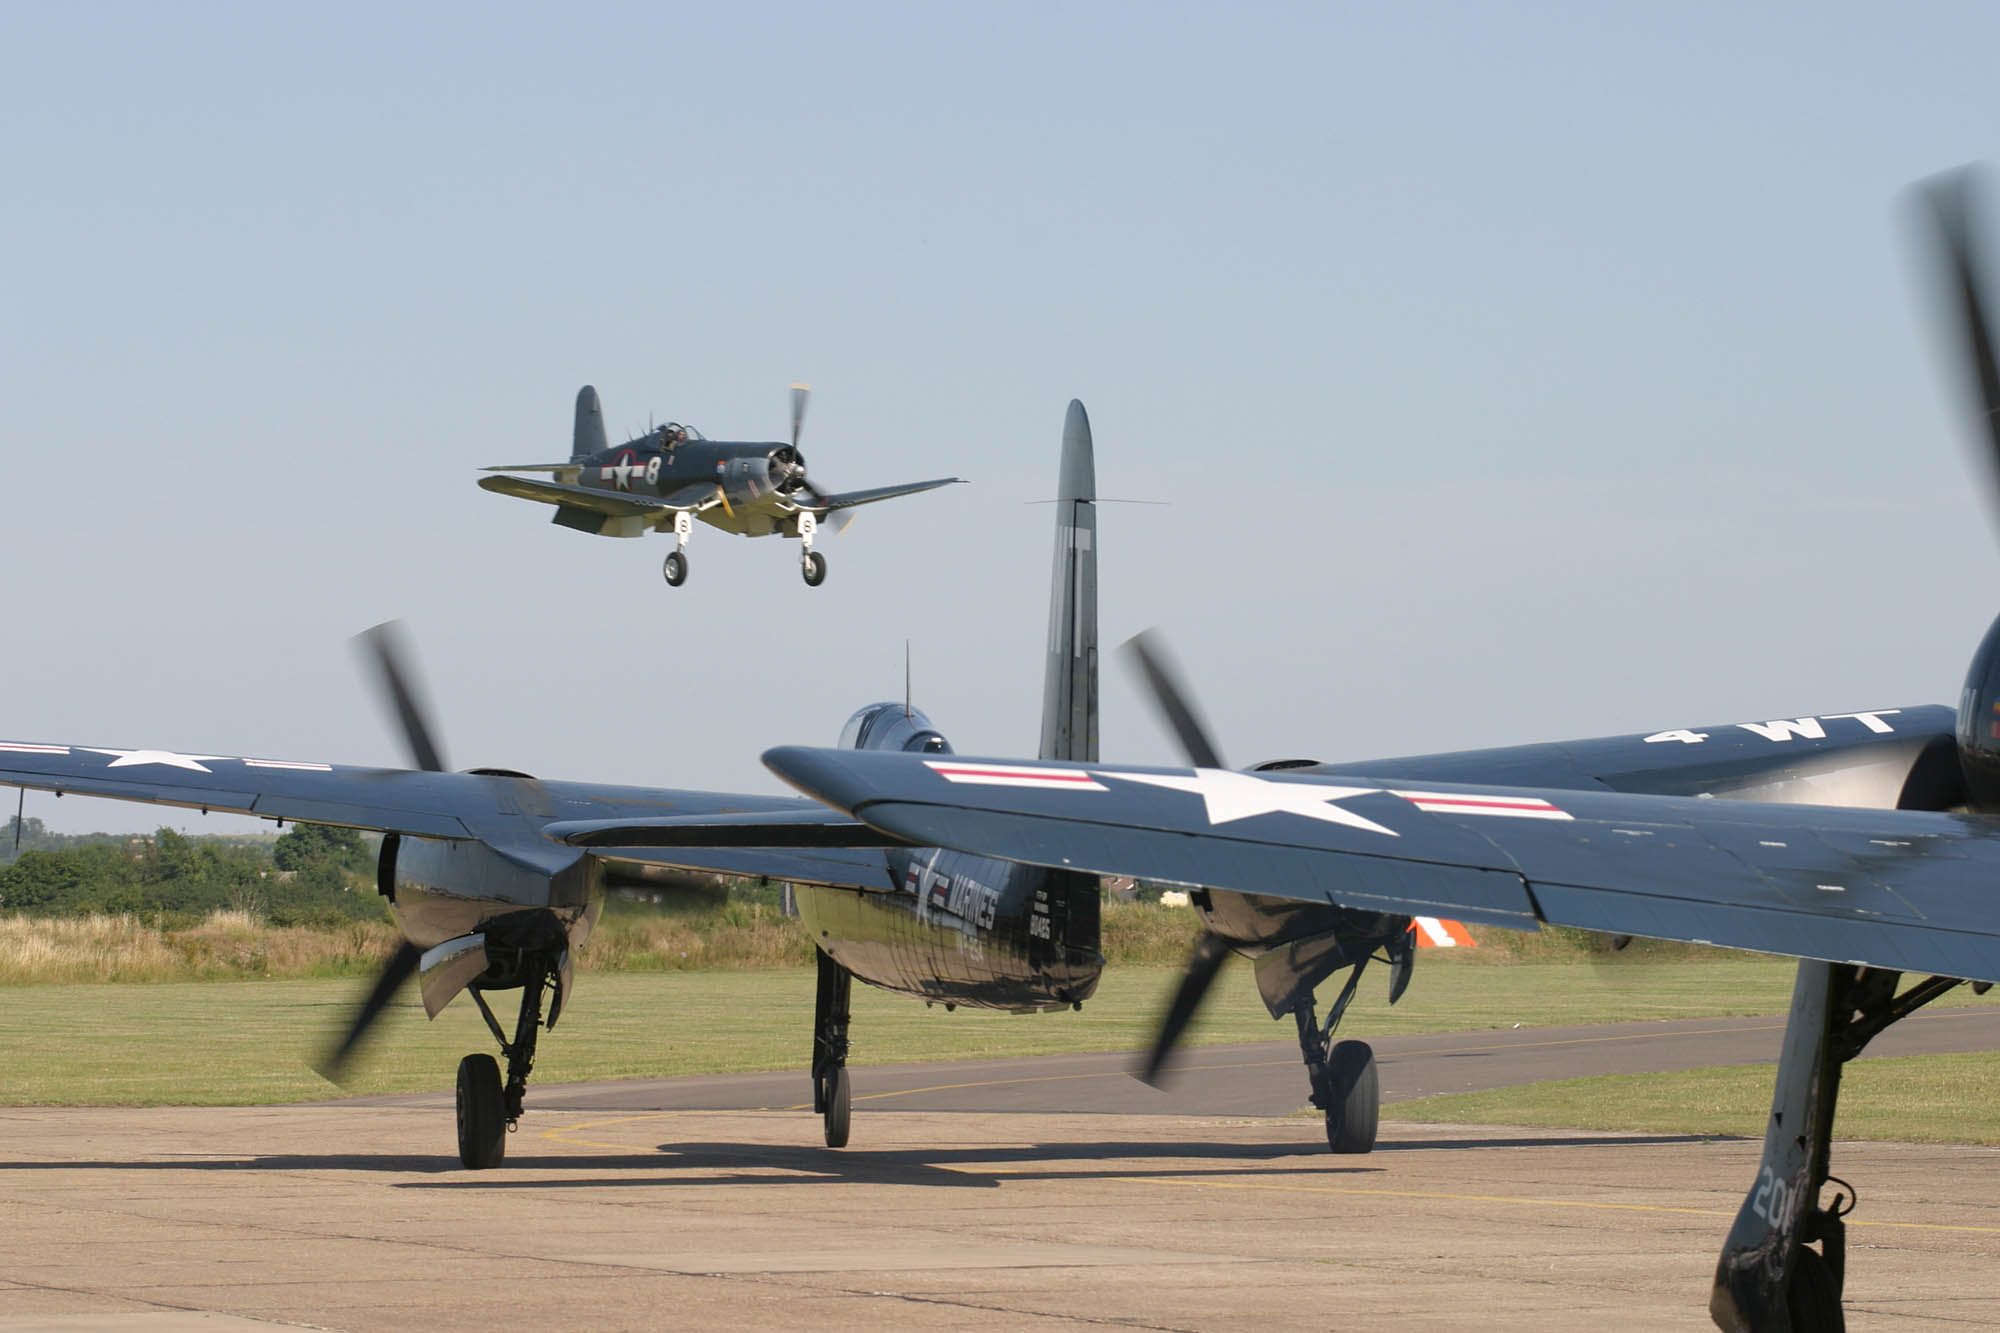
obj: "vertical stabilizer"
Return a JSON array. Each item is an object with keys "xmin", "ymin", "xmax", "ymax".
[
  {"xmin": 572, "ymin": 385, "xmax": 608, "ymax": 461},
  {"xmin": 1039, "ymin": 400, "xmax": 1099, "ymax": 762}
]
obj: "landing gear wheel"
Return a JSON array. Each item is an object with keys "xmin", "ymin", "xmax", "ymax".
[
  {"xmin": 1787, "ymin": 1248, "xmax": 1845, "ymax": 1333},
  {"xmin": 455, "ymin": 1052, "xmax": 506, "ymax": 1170},
  {"xmin": 662, "ymin": 551, "xmax": 688, "ymax": 587},
  {"xmin": 1321, "ymin": 1039, "xmax": 1379, "ymax": 1155},
  {"xmin": 821, "ymin": 1065, "xmax": 851, "ymax": 1148},
  {"xmin": 801, "ymin": 551, "xmax": 827, "ymax": 587}
]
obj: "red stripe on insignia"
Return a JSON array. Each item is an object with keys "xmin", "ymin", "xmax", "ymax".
[
  {"xmin": 1412, "ymin": 797, "xmax": 1556, "ymax": 812},
  {"xmin": 932, "ymin": 767, "xmax": 1101, "ymax": 784}
]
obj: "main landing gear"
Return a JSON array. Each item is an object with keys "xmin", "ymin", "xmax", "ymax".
[
  {"xmin": 811, "ymin": 947, "xmax": 853, "ymax": 1147},
  {"xmin": 1292, "ymin": 954, "xmax": 1383, "ymax": 1154},
  {"xmin": 662, "ymin": 511, "xmax": 692, "ymax": 586},
  {"xmin": 799, "ymin": 511, "xmax": 827, "ymax": 587},
  {"xmin": 1710, "ymin": 960, "xmax": 1974, "ymax": 1332},
  {"xmin": 455, "ymin": 957, "xmax": 560, "ymax": 1169}
]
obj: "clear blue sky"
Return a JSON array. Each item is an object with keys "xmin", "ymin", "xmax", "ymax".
[{"xmin": 6, "ymin": 1, "xmax": 2000, "ymax": 832}]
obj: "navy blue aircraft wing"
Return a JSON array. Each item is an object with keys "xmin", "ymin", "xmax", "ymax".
[
  {"xmin": 548, "ymin": 811, "xmax": 909, "ymax": 849},
  {"xmin": 761, "ymin": 746, "xmax": 2000, "ymax": 985},
  {"xmin": 476, "ymin": 474, "xmax": 714, "ymax": 517},
  {"xmin": 806, "ymin": 477, "xmax": 966, "ymax": 512},
  {"xmin": 0, "ymin": 737, "xmax": 917, "ymax": 894},
  {"xmin": 1316, "ymin": 705, "xmax": 1956, "ymax": 807},
  {"xmin": 0, "ymin": 740, "xmax": 833, "ymax": 844}
]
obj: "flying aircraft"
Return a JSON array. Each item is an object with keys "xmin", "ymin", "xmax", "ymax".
[
  {"xmin": 478, "ymin": 383, "xmax": 964, "ymax": 587},
  {"xmin": 0, "ymin": 398, "xmax": 1109, "ymax": 1169},
  {"xmin": 743, "ymin": 172, "xmax": 2000, "ymax": 1333}
]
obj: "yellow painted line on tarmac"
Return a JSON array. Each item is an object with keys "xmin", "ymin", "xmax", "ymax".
[
  {"xmin": 540, "ymin": 1110, "xmax": 743, "ymax": 1152},
  {"xmin": 531, "ymin": 1007, "xmax": 1998, "ymax": 1149},
  {"xmin": 534, "ymin": 1111, "xmax": 2000, "ymax": 1237},
  {"xmin": 1111, "ymin": 1176, "xmax": 2000, "ymax": 1235}
]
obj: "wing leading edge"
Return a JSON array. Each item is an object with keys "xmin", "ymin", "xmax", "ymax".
[
  {"xmin": 762, "ymin": 745, "xmax": 2000, "ymax": 986},
  {"xmin": 476, "ymin": 474, "xmax": 714, "ymax": 518},
  {"xmin": 0, "ymin": 740, "xmax": 910, "ymax": 892},
  {"xmin": 806, "ymin": 477, "xmax": 965, "ymax": 512}
]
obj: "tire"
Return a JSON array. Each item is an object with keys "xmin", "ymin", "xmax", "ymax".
[
  {"xmin": 801, "ymin": 551, "xmax": 827, "ymax": 587},
  {"xmin": 1322, "ymin": 1039, "xmax": 1379, "ymax": 1155},
  {"xmin": 822, "ymin": 1064, "xmax": 851, "ymax": 1148},
  {"xmin": 456, "ymin": 1053, "xmax": 506, "ymax": 1170},
  {"xmin": 1787, "ymin": 1246, "xmax": 1845, "ymax": 1333},
  {"xmin": 662, "ymin": 551, "xmax": 688, "ymax": 587}
]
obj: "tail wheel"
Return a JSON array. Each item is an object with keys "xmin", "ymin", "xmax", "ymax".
[
  {"xmin": 821, "ymin": 1065, "xmax": 851, "ymax": 1147},
  {"xmin": 662, "ymin": 551, "xmax": 688, "ymax": 587},
  {"xmin": 455, "ymin": 1053, "xmax": 506, "ymax": 1169},
  {"xmin": 802, "ymin": 551, "xmax": 827, "ymax": 587},
  {"xmin": 1322, "ymin": 1039, "xmax": 1379, "ymax": 1154}
]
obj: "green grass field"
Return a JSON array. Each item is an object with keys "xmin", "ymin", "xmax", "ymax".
[
  {"xmin": 0, "ymin": 953, "xmax": 1923, "ymax": 1106},
  {"xmin": 1392, "ymin": 1052, "xmax": 2000, "ymax": 1145}
]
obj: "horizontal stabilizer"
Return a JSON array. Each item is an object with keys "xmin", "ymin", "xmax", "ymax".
[{"xmin": 546, "ymin": 810, "xmax": 911, "ymax": 849}]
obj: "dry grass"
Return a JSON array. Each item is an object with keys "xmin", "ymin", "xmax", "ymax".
[
  {"xmin": 0, "ymin": 913, "xmax": 401, "ymax": 984},
  {"xmin": 578, "ymin": 899, "xmax": 816, "ymax": 971},
  {"xmin": 0, "ymin": 899, "xmax": 1711, "ymax": 987}
]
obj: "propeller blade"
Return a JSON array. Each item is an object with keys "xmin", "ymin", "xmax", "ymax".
[
  {"xmin": 1123, "ymin": 630, "xmax": 1227, "ymax": 770},
  {"xmin": 789, "ymin": 382, "xmax": 810, "ymax": 450},
  {"xmin": 827, "ymin": 507, "xmax": 856, "ymax": 535},
  {"xmin": 1139, "ymin": 929, "xmax": 1234, "ymax": 1086},
  {"xmin": 313, "ymin": 940, "xmax": 423, "ymax": 1083},
  {"xmin": 356, "ymin": 621, "xmax": 448, "ymax": 773},
  {"xmin": 1919, "ymin": 169, "xmax": 2000, "ymax": 495}
]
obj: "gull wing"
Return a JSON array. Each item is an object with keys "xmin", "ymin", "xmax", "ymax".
[
  {"xmin": 804, "ymin": 477, "xmax": 965, "ymax": 512},
  {"xmin": 476, "ymin": 474, "xmax": 714, "ymax": 518}
]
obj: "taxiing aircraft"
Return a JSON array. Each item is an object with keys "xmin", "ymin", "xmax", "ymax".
[
  {"xmin": 479, "ymin": 384, "xmax": 963, "ymax": 587},
  {"xmin": 746, "ymin": 173, "xmax": 2000, "ymax": 1333}
]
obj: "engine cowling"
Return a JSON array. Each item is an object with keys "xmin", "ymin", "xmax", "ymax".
[{"xmin": 719, "ymin": 449, "xmax": 808, "ymax": 507}]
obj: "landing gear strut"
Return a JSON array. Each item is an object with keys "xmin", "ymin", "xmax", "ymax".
[
  {"xmin": 456, "ymin": 958, "xmax": 559, "ymax": 1169},
  {"xmin": 799, "ymin": 511, "xmax": 827, "ymax": 587},
  {"xmin": 812, "ymin": 947, "xmax": 852, "ymax": 1147},
  {"xmin": 1292, "ymin": 953, "xmax": 1382, "ymax": 1154},
  {"xmin": 663, "ymin": 511, "xmax": 692, "ymax": 586},
  {"xmin": 1710, "ymin": 960, "xmax": 1966, "ymax": 1332}
]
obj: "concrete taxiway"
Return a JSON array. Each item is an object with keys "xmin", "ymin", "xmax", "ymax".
[{"xmin": 4, "ymin": 1007, "xmax": 1999, "ymax": 1331}]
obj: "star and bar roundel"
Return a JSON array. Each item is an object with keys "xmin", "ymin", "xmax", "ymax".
[{"xmin": 922, "ymin": 760, "xmax": 1571, "ymax": 834}]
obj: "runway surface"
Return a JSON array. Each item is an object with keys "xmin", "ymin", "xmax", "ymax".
[
  {"xmin": 350, "ymin": 1000, "xmax": 2000, "ymax": 1117},
  {"xmin": 6, "ymin": 1006, "xmax": 2000, "ymax": 1331}
]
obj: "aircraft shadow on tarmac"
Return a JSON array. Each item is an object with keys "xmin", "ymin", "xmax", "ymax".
[
  {"xmin": 0, "ymin": 1131, "xmax": 1735, "ymax": 1188},
  {"xmin": 385, "ymin": 1130, "xmax": 1735, "ymax": 1193}
]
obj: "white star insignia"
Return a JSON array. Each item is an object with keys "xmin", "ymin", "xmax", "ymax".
[
  {"xmin": 1108, "ymin": 767, "xmax": 1400, "ymax": 837},
  {"xmin": 83, "ymin": 748, "xmax": 227, "ymax": 774}
]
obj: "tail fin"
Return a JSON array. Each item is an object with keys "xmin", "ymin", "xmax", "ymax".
[
  {"xmin": 572, "ymin": 385, "xmax": 608, "ymax": 461},
  {"xmin": 1039, "ymin": 400, "xmax": 1098, "ymax": 762}
]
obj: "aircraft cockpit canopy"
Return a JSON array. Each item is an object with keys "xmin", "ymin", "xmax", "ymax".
[{"xmin": 838, "ymin": 702, "xmax": 954, "ymax": 755}]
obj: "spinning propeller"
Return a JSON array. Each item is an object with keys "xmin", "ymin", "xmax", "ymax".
[
  {"xmin": 1915, "ymin": 169, "xmax": 2000, "ymax": 812},
  {"xmin": 1122, "ymin": 630, "xmax": 1242, "ymax": 1085},
  {"xmin": 785, "ymin": 383, "xmax": 858, "ymax": 534},
  {"xmin": 313, "ymin": 622, "xmax": 448, "ymax": 1083}
]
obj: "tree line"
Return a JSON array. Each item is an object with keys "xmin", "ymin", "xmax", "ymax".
[{"xmin": 0, "ymin": 818, "xmax": 386, "ymax": 927}]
